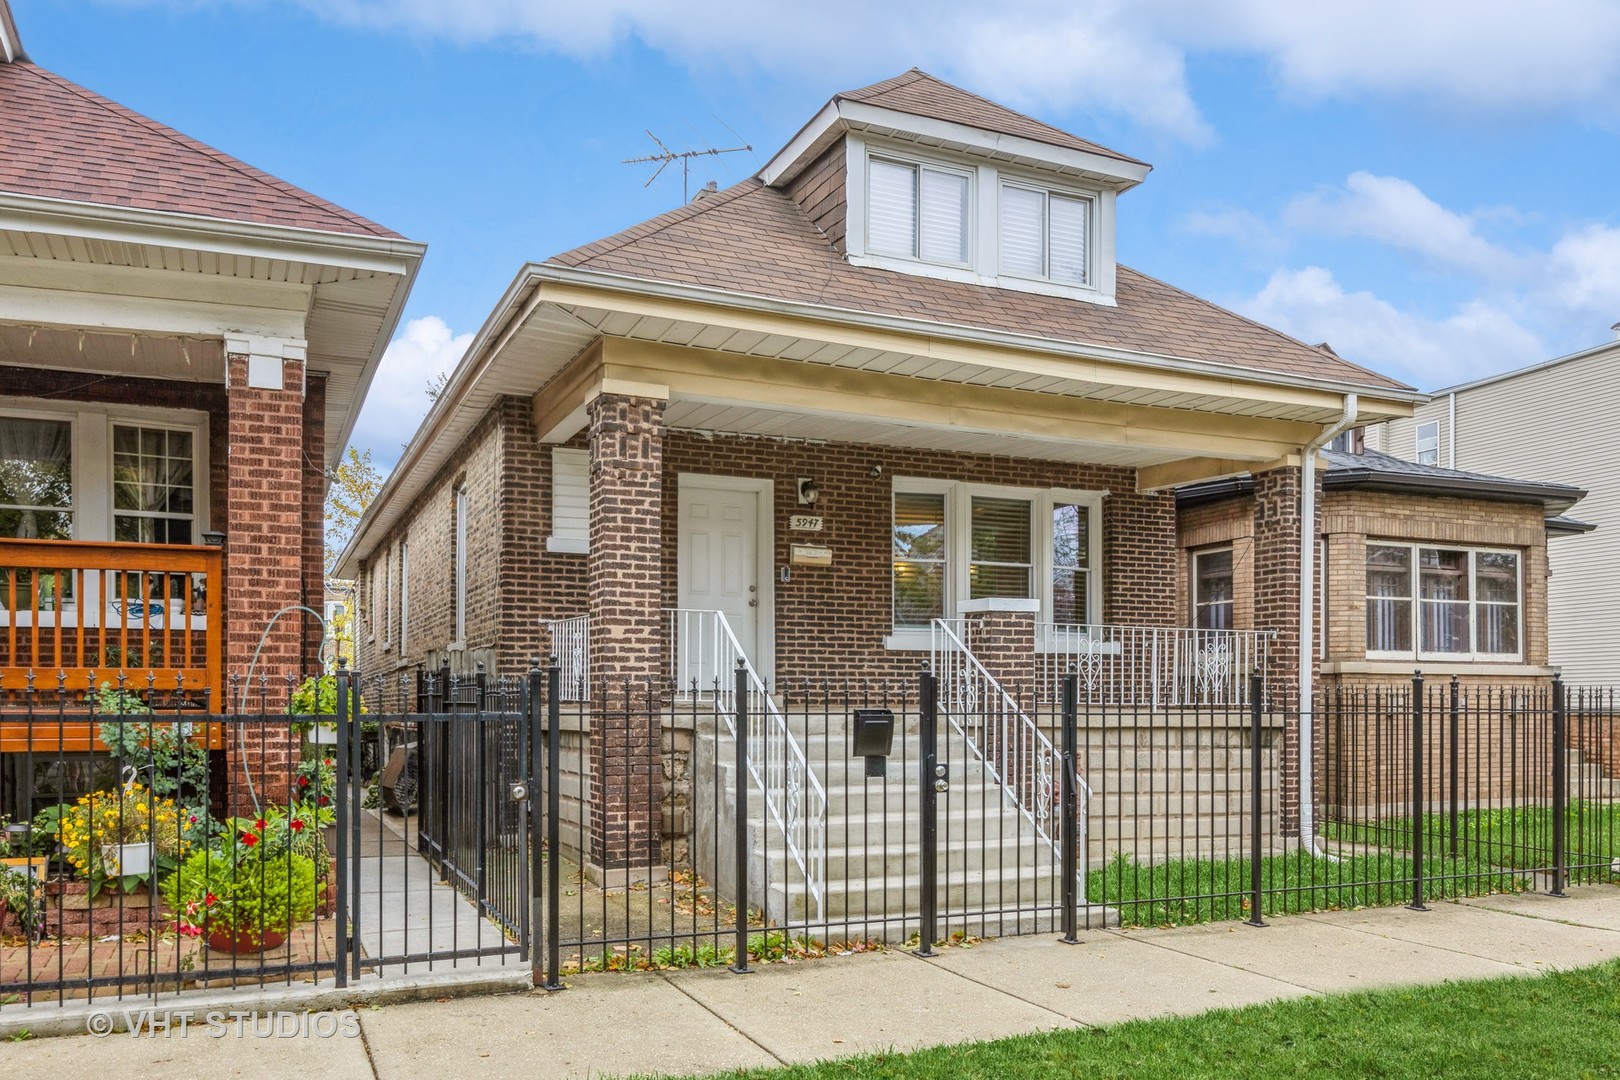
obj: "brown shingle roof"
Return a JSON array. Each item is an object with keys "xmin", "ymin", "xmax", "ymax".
[
  {"xmin": 0, "ymin": 60, "xmax": 398, "ymax": 238},
  {"xmin": 837, "ymin": 68, "xmax": 1148, "ymax": 168},
  {"xmin": 549, "ymin": 179, "xmax": 1410, "ymax": 392}
]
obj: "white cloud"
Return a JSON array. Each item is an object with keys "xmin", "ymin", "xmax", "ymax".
[
  {"xmin": 1240, "ymin": 266, "xmax": 1546, "ymax": 387},
  {"xmin": 1544, "ymin": 224, "xmax": 1620, "ymax": 315},
  {"xmin": 1284, "ymin": 172, "xmax": 1518, "ymax": 278},
  {"xmin": 348, "ymin": 316, "xmax": 471, "ymax": 471},
  {"xmin": 248, "ymin": 0, "xmax": 1620, "ymax": 141},
  {"xmin": 1180, "ymin": 207, "xmax": 1286, "ymax": 252}
]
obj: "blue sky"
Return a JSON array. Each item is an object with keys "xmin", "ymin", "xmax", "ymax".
[{"xmin": 17, "ymin": 1, "xmax": 1620, "ymax": 469}]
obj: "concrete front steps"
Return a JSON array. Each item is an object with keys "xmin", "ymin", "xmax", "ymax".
[{"xmin": 694, "ymin": 719, "xmax": 1116, "ymax": 942}]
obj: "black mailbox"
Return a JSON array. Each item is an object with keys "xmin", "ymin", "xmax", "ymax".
[{"xmin": 851, "ymin": 709, "xmax": 896, "ymax": 777}]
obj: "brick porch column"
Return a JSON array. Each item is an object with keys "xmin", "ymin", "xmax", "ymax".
[
  {"xmin": 586, "ymin": 391, "xmax": 665, "ymax": 872},
  {"xmin": 957, "ymin": 598, "xmax": 1037, "ymax": 698},
  {"xmin": 223, "ymin": 342, "xmax": 309, "ymax": 813},
  {"xmin": 1251, "ymin": 464, "xmax": 1318, "ymax": 836}
]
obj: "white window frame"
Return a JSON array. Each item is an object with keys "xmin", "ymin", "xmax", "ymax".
[
  {"xmin": 887, "ymin": 477, "xmax": 1103, "ymax": 649},
  {"xmin": 453, "ymin": 485, "xmax": 468, "ymax": 646},
  {"xmin": 844, "ymin": 135, "xmax": 1118, "ymax": 305},
  {"xmin": 997, "ymin": 179, "xmax": 1094, "ymax": 288},
  {"xmin": 1364, "ymin": 541, "xmax": 1523, "ymax": 662},
  {"xmin": 864, "ymin": 153, "xmax": 975, "ymax": 269},
  {"xmin": 0, "ymin": 397, "xmax": 209, "ymax": 546},
  {"xmin": 1191, "ymin": 546, "xmax": 1235, "ymax": 631},
  {"xmin": 1415, "ymin": 421, "xmax": 1440, "ymax": 466}
]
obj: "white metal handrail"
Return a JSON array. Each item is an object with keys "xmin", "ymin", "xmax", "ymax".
[
  {"xmin": 931, "ymin": 618, "xmax": 1088, "ymax": 852},
  {"xmin": 1034, "ymin": 623, "xmax": 1273, "ymax": 708},
  {"xmin": 667, "ymin": 608, "xmax": 827, "ymax": 917},
  {"xmin": 545, "ymin": 615, "xmax": 590, "ymax": 702}
]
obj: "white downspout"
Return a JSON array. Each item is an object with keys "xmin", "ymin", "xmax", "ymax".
[{"xmin": 1297, "ymin": 394, "xmax": 1357, "ymax": 851}]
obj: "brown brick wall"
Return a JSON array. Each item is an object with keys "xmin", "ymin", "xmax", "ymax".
[
  {"xmin": 1251, "ymin": 466, "xmax": 1309, "ymax": 832},
  {"xmin": 785, "ymin": 139, "xmax": 847, "ymax": 254}
]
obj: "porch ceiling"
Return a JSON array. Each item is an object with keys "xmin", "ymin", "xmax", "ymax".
[{"xmin": 0, "ymin": 324, "xmax": 226, "ymax": 383}]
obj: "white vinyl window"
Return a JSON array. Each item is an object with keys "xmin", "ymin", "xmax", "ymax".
[
  {"xmin": 867, "ymin": 157, "xmax": 970, "ymax": 266},
  {"xmin": 0, "ymin": 415, "xmax": 73, "ymax": 540},
  {"xmin": 1416, "ymin": 421, "xmax": 1440, "ymax": 466},
  {"xmin": 1000, "ymin": 182, "xmax": 1090, "ymax": 285},
  {"xmin": 453, "ymin": 485, "xmax": 468, "ymax": 644},
  {"xmin": 890, "ymin": 480, "xmax": 1101, "ymax": 642},
  {"xmin": 548, "ymin": 448, "xmax": 589, "ymax": 553},
  {"xmin": 1366, "ymin": 542, "xmax": 1520, "ymax": 660}
]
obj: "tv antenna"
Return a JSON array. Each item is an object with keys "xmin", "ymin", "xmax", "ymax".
[{"xmin": 624, "ymin": 130, "xmax": 752, "ymax": 204}]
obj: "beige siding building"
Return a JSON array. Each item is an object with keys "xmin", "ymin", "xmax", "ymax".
[{"xmin": 1371, "ymin": 336, "xmax": 1619, "ymax": 685}]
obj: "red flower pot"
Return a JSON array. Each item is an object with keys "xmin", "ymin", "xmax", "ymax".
[{"xmin": 206, "ymin": 925, "xmax": 287, "ymax": 953}]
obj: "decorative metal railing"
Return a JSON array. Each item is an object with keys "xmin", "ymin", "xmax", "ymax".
[
  {"xmin": 931, "ymin": 618, "xmax": 1083, "ymax": 852},
  {"xmin": 545, "ymin": 614, "xmax": 590, "ymax": 702},
  {"xmin": 666, "ymin": 608, "xmax": 827, "ymax": 918},
  {"xmin": 1033, "ymin": 623, "xmax": 1273, "ymax": 708}
]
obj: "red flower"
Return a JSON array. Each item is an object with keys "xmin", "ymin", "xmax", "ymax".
[
  {"xmin": 298, "ymin": 776, "xmax": 310, "ymax": 788},
  {"xmin": 204, "ymin": 892, "xmax": 218, "ymax": 907},
  {"xmin": 290, "ymin": 818, "xmax": 306, "ymax": 833},
  {"xmin": 317, "ymin": 795, "xmax": 330, "ymax": 807},
  {"xmin": 240, "ymin": 832, "xmax": 259, "ymax": 848},
  {"xmin": 322, "ymin": 758, "xmax": 334, "ymax": 768},
  {"xmin": 254, "ymin": 818, "xmax": 267, "ymax": 832}
]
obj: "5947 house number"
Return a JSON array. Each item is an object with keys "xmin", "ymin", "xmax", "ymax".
[{"xmin": 789, "ymin": 515, "xmax": 824, "ymax": 532}]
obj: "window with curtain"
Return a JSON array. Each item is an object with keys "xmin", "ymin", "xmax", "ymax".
[
  {"xmin": 868, "ymin": 157, "xmax": 970, "ymax": 266},
  {"xmin": 1000, "ymin": 183, "xmax": 1090, "ymax": 285},
  {"xmin": 113, "ymin": 425, "xmax": 195, "ymax": 544},
  {"xmin": 1366, "ymin": 543, "xmax": 1519, "ymax": 658},
  {"xmin": 1193, "ymin": 548, "xmax": 1234, "ymax": 631},
  {"xmin": 0, "ymin": 416, "xmax": 73, "ymax": 540}
]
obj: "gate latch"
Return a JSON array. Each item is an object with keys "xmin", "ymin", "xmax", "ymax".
[
  {"xmin": 933, "ymin": 763, "xmax": 949, "ymax": 793},
  {"xmin": 509, "ymin": 780, "xmax": 530, "ymax": 803}
]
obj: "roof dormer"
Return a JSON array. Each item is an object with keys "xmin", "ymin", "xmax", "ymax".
[{"xmin": 762, "ymin": 69, "xmax": 1150, "ymax": 306}]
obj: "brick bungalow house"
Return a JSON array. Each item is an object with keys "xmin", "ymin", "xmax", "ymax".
[
  {"xmin": 0, "ymin": 1, "xmax": 423, "ymax": 815},
  {"xmin": 340, "ymin": 69, "xmax": 1440, "ymax": 874}
]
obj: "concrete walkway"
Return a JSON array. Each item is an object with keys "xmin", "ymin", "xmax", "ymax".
[{"xmin": 3, "ymin": 886, "xmax": 1616, "ymax": 1079}]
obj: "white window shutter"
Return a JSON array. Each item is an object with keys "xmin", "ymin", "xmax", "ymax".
[
  {"xmin": 999, "ymin": 184, "xmax": 1044, "ymax": 277},
  {"xmin": 868, "ymin": 159, "xmax": 917, "ymax": 258},
  {"xmin": 548, "ymin": 448, "xmax": 589, "ymax": 553},
  {"xmin": 918, "ymin": 168, "xmax": 968, "ymax": 264},
  {"xmin": 1047, "ymin": 195, "xmax": 1089, "ymax": 284}
]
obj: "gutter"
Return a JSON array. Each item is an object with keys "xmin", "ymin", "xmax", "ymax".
[{"xmin": 1298, "ymin": 395, "xmax": 1357, "ymax": 852}]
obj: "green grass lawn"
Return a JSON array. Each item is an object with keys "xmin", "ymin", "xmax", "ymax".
[
  {"xmin": 1085, "ymin": 849, "xmax": 1528, "ymax": 927},
  {"xmin": 1326, "ymin": 802, "xmax": 1620, "ymax": 873},
  {"xmin": 660, "ymin": 959, "xmax": 1620, "ymax": 1079}
]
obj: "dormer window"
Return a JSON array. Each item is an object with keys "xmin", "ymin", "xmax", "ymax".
[
  {"xmin": 867, "ymin": 157, "xmax": 970, "ymax": 266},
  {"xmin": 1000, "ymin": 183, "xmax": 1090, "ymax": 286}
]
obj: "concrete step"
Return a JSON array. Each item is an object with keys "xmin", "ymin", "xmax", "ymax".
[{"xmin": 766, "ymin": 863, "xmax": 1069, "ymax": 921}]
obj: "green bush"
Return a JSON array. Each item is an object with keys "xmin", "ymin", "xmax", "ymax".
[{"xmin": 161, "ymin": 846, "xmax": 318, "ymax": 940}]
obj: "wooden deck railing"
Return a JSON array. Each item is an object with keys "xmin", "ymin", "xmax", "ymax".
[{"xmin": 0, "ymin": 537, "xmax": 223, "ymax": 708}]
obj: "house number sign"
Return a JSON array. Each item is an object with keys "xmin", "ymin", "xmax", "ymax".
[{"xmin": 789, "ymin": 515, "xmax": 824, "ymax": 532}]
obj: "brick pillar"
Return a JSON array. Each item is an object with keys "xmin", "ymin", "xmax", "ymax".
[
  {"xmin": 586, "ymin": 392, "xmax": 665, "ymax": 872},
  {"xmin": 1252, "ymin": 465, "xmax": 1319, "ymax": 836},
  {"xmin": 1103, "ymin": 488, "xmax": 1178, "ymax": 625},
  {"xmin": 223, "ymin": 349, "xmax": 308, "ymax": 813},
  {"xmin": 958, "ymin": 600, "xmax": 1036, "ymax": 698}
]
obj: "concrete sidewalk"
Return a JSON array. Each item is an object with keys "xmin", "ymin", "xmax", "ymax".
[{"xmin": 3, "ymin": 886, "xmax": 1617, "ymax": 1080}]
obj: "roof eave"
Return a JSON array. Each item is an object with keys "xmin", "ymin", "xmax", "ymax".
[{"xmin": 1322, "ymin": 469, "xmax": 1585, "ymax": 517}]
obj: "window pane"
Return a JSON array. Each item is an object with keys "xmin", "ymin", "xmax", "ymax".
[
  {"xmin": 0, "ymin": 509, "xmax": 72, "ymax": 540},
  {"xmin": 894, "ymin": 562, "xmax": 945, "ymax": 627},
  {"xmin": 1478, "ymin": 603, "xmax": 1518, "ymax": 655},
  {"xmin": 894, "ymin": 493, "xmax": 946, "ymax": 559},
  {"xmin": 1048, "ymin": 194, "xmax": 1089, "ymax": 284},
  {"xmin": 1052, "ymin": 503, "xmax": 1087, "ymax": 570},
  {"xmin": 1000, "ymin": 185, "xmax": 1044, "ymax": 276},
  {"xmin": 0, "ymin": 416, "xmax": 73, "ymax": 510},
  {"xmin": 1367, "ymin": 598, "xmax": 1412, "ymax": 652},
  {"xmin": 1366, "ymin": 545, "xmax": 1412, "ymax": 652},
  {"xmin": 868, "ymin": 159, "xmax": 917, "ymax": 258},
  {"xmin": 971, "ymin": 563, "xmax": 1030, "ymax": 600},
  {"xmin": 918, "ymin": 168, "xmax": 968, "ymax": 264},
  {"xmin": 1422, "ymin": 599, "xmax": 1470, "ymax": 653},
  {"xmin": 1419, "ymin": 548, "xmax": 1469, "ymax": 601},
  {"xmin": 1194, "ymin": 548, "xmax": 1234, "ymax": 631},
  {"xmin": 1476, "ymin": 552, "xmax": 1518, "ymax": 603},
  {"xmin": 970, "ymin": 497, "xmax": 1031, "ymax": 563},
  {"xmin": 894, "ymin": 492, "xmax": 946, "ymax": 629},
  {"xmin": 1051, "ymin": 567, "xmax": 1087, "ymax": 624}
]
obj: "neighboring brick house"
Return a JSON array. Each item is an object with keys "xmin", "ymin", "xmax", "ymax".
[
  {"xmin": 1177, "ymin": 441, "xmax": 1589, "ymax": 690},
  {"xmin": 0, "ymin": 2, "xmax": 423, "ymax": 815},
  {"xmin": 339, "ymin": 69, "xmax": 1425, "ymax": 871}
]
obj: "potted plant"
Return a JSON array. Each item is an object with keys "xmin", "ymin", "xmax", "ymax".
[
  {"xmin": 162, "ymin": 807, "xmax": 319, "ymax": 953},
  {"xmin": 57, "ymin": 780, "xmax": 195, "ymax": 897},
  {"xmin": 289, "ymin": 675, "xmax": 347, "ymax": 745}
]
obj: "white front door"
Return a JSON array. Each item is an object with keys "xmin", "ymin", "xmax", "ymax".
[{"xmin": 678, "ymin": 482, "xmax": 760, "ymax": 685}]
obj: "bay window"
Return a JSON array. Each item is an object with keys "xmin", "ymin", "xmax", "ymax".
[
  {"xmin": 1366, "ymin": 542, "xmax": 1520, "ymax": 659},
  {"xmin": 890, "ymin": 480, "xmax": 1100, "ymax": 643}
]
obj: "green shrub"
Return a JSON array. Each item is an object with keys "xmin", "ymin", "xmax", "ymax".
[{"xmin": 161, "ymin": 845, "xmax": 318, "ymax": 940}]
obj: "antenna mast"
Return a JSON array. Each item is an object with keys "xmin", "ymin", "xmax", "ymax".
[{"xmin": 624, "ymin": 130, "xmax": 752, "ymax": 203}]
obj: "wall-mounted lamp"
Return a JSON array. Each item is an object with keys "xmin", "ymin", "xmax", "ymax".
[
  {"xmin": 869, "ymin": 464, "xmax": 884, "ymax": 478},
  {"xmin": 201, "ymin": 530, "xmax": 227, "ymax": 548},
  {"xmin": 797, "ymin": 477, "xmax": 819, "ymax": 505}
]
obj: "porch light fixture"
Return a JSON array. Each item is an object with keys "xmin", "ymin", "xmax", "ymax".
[
  {"xmin": 797, "ymin": 477, "xmax": 819, "ymax": 505},
  {"xmin": 869, "ymin": 464, "xmax": 883, "ymax": 478},
  {"xmin": 201, "ymin": 530, "xmax": 226, "ymax": 548}
]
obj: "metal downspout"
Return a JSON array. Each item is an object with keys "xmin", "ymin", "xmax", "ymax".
[{"xmin": 1298, "ymin": 394, "xmax": 1358, "ymax": 851}]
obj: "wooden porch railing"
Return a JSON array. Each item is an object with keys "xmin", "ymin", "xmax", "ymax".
[{"xmin": 0, "ymin": 538, "xmax": 223, "ymax": 747}]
